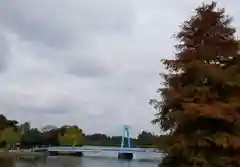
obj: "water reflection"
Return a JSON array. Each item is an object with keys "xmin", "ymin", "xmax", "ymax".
[
  {"xmin": 18, "ymin": 159, "xmax": 46, "ymax": 167},
  {"xmin": 0, "ymin": 158, "xmax": 47, "ymax": 167},
  {"xmin": 0, "ymin": 158, "xmax": 15, "ymax": 167},
  {"xmin": 119, "ymin": 160, "xmax": 131, "ymax": 167},
  {"xmin": 4, "ymin": 156, "xmax": 159, "ymax": 167},
  {"xmin": 45, "ymin": 157, "xmax": 82, "ymax": 167}
]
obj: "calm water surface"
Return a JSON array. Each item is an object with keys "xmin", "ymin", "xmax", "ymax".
[
  {"xmin": 6, "ymin": 157, "xmax": 159, "ymax": 167},
  {"xmin": 1, "ymin": 146, "xmax": 161, "ymax": 167}
]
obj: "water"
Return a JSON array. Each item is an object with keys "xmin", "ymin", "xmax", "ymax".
[
  {"xmin": 0, "ymin": 146, "xmax": 162, "ymax": 167},
  {"xmin": 3, "ymin": 157, "xmax": 160, "ymax": 167},
  {"xmin": 74, "ymin": 146, "xmax": 162, "ymax": 161}
]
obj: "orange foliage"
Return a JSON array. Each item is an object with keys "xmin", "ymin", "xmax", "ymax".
[{"xmin": 152, "ymin": 2, "xmax": 240, "ymax": 167}]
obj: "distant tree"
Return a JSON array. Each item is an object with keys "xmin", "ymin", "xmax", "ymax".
[
  {"xmin": 0, "ymin": 115, "xmax": 8, "ymax": 130},
  {"xmin": 58, "ymin": 126, "xmax": 83, "ymax": 146},
  {"xmin": 42, "ymin": 129, "xmax": 59, "ymax": 146},
  {"xmin": 137, "ymin": 131, "xmax": 155, "ymax": 146},
  {"xmin": 21, "ymin": 128, "xmax": 45, "ymax": 147},
  {"xmin": 89, "ymin": 133, "xmax": 108, "ymax": 141},
  {"xmin": 7, "ymin": 120, "xmax": 18, "ymax": 128},
  {"xmin": 1, "ymin": 127, "xmax": 21, "ymax": 149},
  {"xmin": 151, "ymin": 2, "xmax": 240, "ymax": 167},
  {"xmin": 138, "ymin": 131, "xmax": 154, "ymax": 139},
  {"xmin": 19, "ymin": 122, "xmax": 31, "ymax": 136},
  {"xmin": 0, "ymin": 115, "xmax": 18, "ymax": 130}
]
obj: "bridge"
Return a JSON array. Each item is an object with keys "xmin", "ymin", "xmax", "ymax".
[
  {"xmin": 46, "ymin": 146, "xmax": 161, "ymax": 153},
  {"xmin": 35, "ymin": 125, "xmax": 162, "ymax": 160}
]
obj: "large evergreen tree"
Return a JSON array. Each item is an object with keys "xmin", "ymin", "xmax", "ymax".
[{"xmin": 151, "ymin": 2, "xmax": 240, "ymax": 167}]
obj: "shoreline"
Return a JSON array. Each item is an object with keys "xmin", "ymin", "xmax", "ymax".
[{"xmin": 0, "ymin": 150, "xmax": 47, "ymax": 160}]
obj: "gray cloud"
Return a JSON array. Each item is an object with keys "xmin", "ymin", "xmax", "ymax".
[
  {"xmin": 0, "ymin": 0, "xmax": 134, "ymax": 48},
  {"xmin": 0, "ymin": 31, "xmax": 9, "ymax": 71},
  {"xmin": 0, "ymin": 0, "xmax": 239, "ymax": 136}
]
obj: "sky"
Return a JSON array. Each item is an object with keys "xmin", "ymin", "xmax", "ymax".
[{"xmin": 0, "ymin": 0, "xmax": 239, "ymax": 137}]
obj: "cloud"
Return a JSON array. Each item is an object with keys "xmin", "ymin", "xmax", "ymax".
[
  {"xmin": 0, "ymin": 30, "xmax": 9, "ymax": 71},
  {"xmin": 0, "ymin": 0, "xmax": 134, "ymax": 48},
  {"xmin": 0, "ymin": 0, "xmax": 239, "ymax": 137}
]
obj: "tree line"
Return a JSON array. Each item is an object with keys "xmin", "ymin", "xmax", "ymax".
[{"xmin": 0, "ymin": 114, "xmax": 165, "ymax": 149}]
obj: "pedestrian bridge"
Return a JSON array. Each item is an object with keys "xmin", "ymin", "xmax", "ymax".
[
  {"xmin": 45, "ymin": 146, "xmax": 162, "ymax": 154},
  {"xmin": 35, "ymin": 125, "xmax": 163, "ymax": 159}
]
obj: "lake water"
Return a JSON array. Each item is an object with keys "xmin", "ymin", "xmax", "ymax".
[
  {"xmin": 50, "ymin": 146, "xmax": 162, "ymax": 161},
  {"xmin": 0, "ymin": 146, "xmax": 162, "ymax": 167},
  {"xmin": 2, "ymin": 156, "xmax": 160, "ymax": 167}
]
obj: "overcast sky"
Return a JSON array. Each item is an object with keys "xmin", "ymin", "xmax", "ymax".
[{"xmin": 0, "ymin": 0, "xmax": 239, "ymax": 137}]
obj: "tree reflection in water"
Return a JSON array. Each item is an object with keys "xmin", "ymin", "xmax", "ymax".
[
  {"xmin": 45, "ymin": 157, "xmax": 82, "ymax": 167},
  {"xmin": 0, "ymin": 158, "xmax": 15, "ymax": 167}
]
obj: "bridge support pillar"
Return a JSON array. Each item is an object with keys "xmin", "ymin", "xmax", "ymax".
[
  {"xmin": 48, "ymin": 151, "xmax": 59, "ymax": 156},
  {"xmin": 72, "ymin": 152, "xmax": 83, "ymax": 156},
  {"xmin": 118, "ymin": 152, "xmax": 133, "ymax": 160}
]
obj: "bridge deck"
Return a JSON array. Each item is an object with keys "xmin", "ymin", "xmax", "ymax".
[{"xmin": 35, "ymin": 146, "xmax": 162, "ymax": 154}]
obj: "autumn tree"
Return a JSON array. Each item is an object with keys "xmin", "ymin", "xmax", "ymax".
[
  {"xmin": 58, "ymin": 126, "xmax": 83, "ymax": 146},
  {"xmin": 151, "ymin": 2, "xmax": 240, "ymax": 167},
  {"xmin": 1, "ymin": 127, "xmax": 21, "ymax": 149}
]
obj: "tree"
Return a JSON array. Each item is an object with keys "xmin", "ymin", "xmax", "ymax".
[
  {"xmin": 19, "ymin": 122, "xmax": 31, "ymax": 136},
  {"xmin": 1, "ymin": 127, "xmax": 21, "ymax": 149},
  {"xmin": 58, "ymin": 126, "xmax": 83, "ymax": 146},
  {"xmin": 0, "ymin": 115, "xmax": 18, "ymax": 130},
  {"xmin": 21, "ymin": 128, "xmax": 46, "ymax": 147},
  {"xmin": 151, "ymin": 2, "xmax": 240, "ymax": 167},
  {"xmin": 0, "ymin": 115, "xmax": 8, "ymax": 130},
  {"xmin": 137, "ymin": 131, "xmax": 155, "ymax": 146}
]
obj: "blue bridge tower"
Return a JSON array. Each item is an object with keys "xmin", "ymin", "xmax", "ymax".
[
  {"xmin": 118, "ymin": 125, "xmax": 133, "ymax": 159},
  {"xmin": 121, "ymin": 125, "xmax": 131, "ymax": 148}
]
